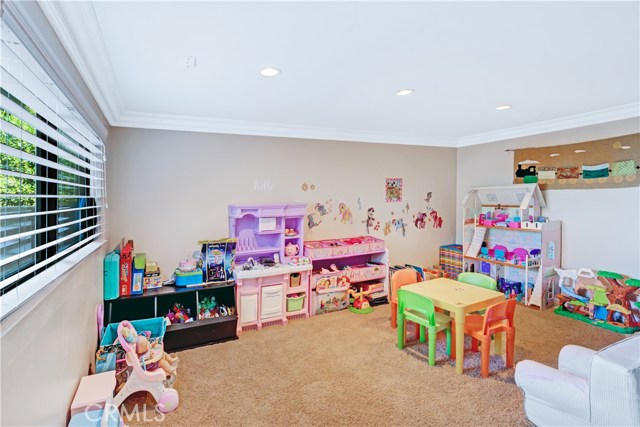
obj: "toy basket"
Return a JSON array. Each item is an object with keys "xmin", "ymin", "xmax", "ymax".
[
  {"xmin": 304, "ymin": 241, "xmax": 332, "ymax": 259},
  {"xmin": 361, "ymin": 236, "xmax": 385, "ymax": 251},
  {"xmin": 340, "ymin": 237, "xmax": 369, "ymax": 254},
  {"xmin": 96, "ymin": 317, "xmax": 166, "ymax": 374},
  {"xmin": 324, "ymin": 240, "xmax": 349, "ymax": 256},
  {"xmin": 290, "ymin": 272, "xmax": 301, "ymax": 288},
  {"xmin": 286, "ymin": 295, "xmax": 305, "ymax": 312}
]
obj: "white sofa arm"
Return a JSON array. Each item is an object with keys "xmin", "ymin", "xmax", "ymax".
[
  {"xmin": 558, "ymin": 344, "xmax": 597, "ymax": 379},
  {"xmin": 515, "ymin": 360, "xmax": 590, "ymax": 421}
]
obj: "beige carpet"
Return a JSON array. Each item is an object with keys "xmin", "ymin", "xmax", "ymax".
[{"xmin": 125, "ymin": 304, "xmax": 622, "ymax": 427}]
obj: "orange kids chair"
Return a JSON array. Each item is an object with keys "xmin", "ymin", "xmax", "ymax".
[
  {"xmin": 452, "ymin": 298, "xmax": 516, "ymax": 378},
  {"xmin": 390, "ymin": 268, "xmax": 421, "ymax": 328}
]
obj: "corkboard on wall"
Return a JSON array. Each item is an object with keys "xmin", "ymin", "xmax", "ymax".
[{"xmin": 513, "ymin": 133, "xmax": 640, "ymax": 190}]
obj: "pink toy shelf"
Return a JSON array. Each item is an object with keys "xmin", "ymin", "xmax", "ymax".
[{"xmin": 305, "ymin": 236, "xmax": 389, "ymax": 315}]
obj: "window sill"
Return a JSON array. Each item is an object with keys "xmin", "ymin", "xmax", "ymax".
[{"xmin": 0, "ymin": 239, "xmax": 107, "ymax": 330}]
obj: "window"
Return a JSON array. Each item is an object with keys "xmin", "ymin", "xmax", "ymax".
[{"xmin": 0, "ymin": 21, "xmax": 105, "ymax": 299}]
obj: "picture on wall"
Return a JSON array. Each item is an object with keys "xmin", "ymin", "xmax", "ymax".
[{"xmin": 385, "ymin": 178, "xmax": 403, "ymax": 202}]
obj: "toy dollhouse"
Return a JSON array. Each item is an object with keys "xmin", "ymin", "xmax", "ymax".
[{"xmin": 461, "ymin": 184, "xmax": 562, "ymax": 309}]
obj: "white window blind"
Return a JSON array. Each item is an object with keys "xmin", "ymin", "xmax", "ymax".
[{"xmin": 0, "ymin": 20, "xmax": 105, "ymax": 295}]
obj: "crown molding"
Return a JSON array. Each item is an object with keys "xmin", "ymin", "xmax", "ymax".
[
  {"xmin": 458, "ymin": 103, "xmax": 640, "ymax": 147},
  {"xmin": 37, "ymin": 1, "xmax": 639, "ymax": 148},
  {"xmin": 38, "ymin": 0, "xmax": 123, "ymax": 125},
  {"xmin": 113, "ymin": 111, "xmax": 460, "ymax": 147}
]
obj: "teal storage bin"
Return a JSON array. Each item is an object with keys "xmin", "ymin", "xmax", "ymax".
[
  {"xmin": 96, "ymin": 317, "xmax": 166, "ymax": 373},
  {"xmin": 175, "ymin": 268, "xmax": 203, "ymax": 286}
]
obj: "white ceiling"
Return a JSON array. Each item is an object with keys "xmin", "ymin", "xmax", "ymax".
[{"xmin": 41, "ymin": 1, "xmax": 640, "ymax": 147}]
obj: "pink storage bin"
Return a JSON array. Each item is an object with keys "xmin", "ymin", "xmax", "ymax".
[
  {"xmin": 340, "ymin": 237, "xmax": 369, "ymax": 254},
  {"xmin": 323, "ymin": 239, "xmax": 349, "ymax": 256},
  {"xmin": 361, "ymin": 236, "xmax": 385, "ymax": 251},
  {"xmin": 508, "ymin": 221, "xmax": 521, "ymax": 229},
  {"xmin": 304, "ymin": 241, "xmax": 332, "ymax": 259},
  {"xmin": 482, "ymin": 220, "xmax": 497, "ymax": 226}
]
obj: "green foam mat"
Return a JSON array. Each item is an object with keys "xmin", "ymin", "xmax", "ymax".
[{"xmin": 554, "ymin": 306, "xmax": 639, "ymax": 334}]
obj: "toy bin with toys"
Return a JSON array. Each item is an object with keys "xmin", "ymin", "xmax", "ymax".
[
  {"xmin": 96, "ymin": 317, "xmax": 166, "ymax": 374},
  {"xmin": 287, "ymin": 294, "xmax": 306, "ymax": 312}
]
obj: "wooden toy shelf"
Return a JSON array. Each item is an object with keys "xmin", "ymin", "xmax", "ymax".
[{"xmin": 103, "ymin": 281, "xmax": 238, "ymax": 351}]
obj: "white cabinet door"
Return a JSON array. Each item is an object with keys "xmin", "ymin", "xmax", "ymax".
[
  {"xmin": 261, "ymin": 284, "xmax": 284, "ymax": 319},
  {"xmin": 240, "ymin": 293, "xmax": 258, "ymax": 324}
]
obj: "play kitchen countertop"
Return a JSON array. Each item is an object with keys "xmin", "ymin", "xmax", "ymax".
[{"xmin": 233, "ymin": 263, "xmax": 312, "ymax": 280}]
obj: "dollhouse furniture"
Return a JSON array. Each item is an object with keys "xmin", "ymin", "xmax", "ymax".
[
  {"xmin": 397, "ymin": 289, "xmax": 452, "ymax": 366},
  {"xmin": 452, "ymin": 299, "xmax": 516, "ymax": 378},
  {"xmin": 402, "ymin": 278, "xmax": 505, "ymax": 375},
  {"xmin": 233, "ymin": 264, "xmax": 312, "ymax": 333},
  {"xmin": 461, "ymin": 184, "xmax": 562, "ymax": 309},
  {"xmin": 305, "ymin": 236, "xmax": 388, "ymax": 315},
  {"xmin": 70, "ymin": 371, "xmax": 116, "ymax": 416},
  {"xmin": 390, "ymin": 268, "xmax": 422, "ymax": 328},
  {"xmin": 515, "ymin": 334, "xmax": 640, "ymax": 426}
]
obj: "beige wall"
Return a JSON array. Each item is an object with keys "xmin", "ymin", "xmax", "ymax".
[
  {"xmin": 0, "ymin": 247, "xmax": 105, "ymax": 426},
  {"xmin": 106, "ymin": 128, "xmax": 458, "ymax": 272},
  {"xmin": 457, "ymin": 118, "xmax": 640, "ymax": 278}
]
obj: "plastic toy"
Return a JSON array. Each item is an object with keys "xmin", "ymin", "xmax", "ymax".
[
  {"xmin": 285, "ymin": 242, "xmax": 300, "ymax": 257},
  {"xmin": 555, "ymin": 268, "xmax": 640, "ymax": 332},
  {"xmin": 166, "ymin": 303, "xmax": 194, "ymax": 324},
  {"xmin": 347, "ymin": 286, "xmax": 374, "ymax": 314},
  {"xmin": 198, "ymin": 296, "xmax": 219, "ymax": 319},
  {"xmin": 112, "ymin": 321, "xmax": 179, "ymax": 413}
]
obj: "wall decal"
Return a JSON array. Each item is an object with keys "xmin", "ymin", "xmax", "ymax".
[
  {"xmin": 337, "ymin": 203, "xmax": 353, "ymax": 224},
  {"xmin": 310, "ymin": 184, "xmax": 316, "ymax": 190},
  {"xmin": 307, "ymin": 213, "xmax": 322, "ymax": 229},
  {"xmin": 414, "ymin": 212, "xmax": 427, "ymax": 229},
  {"xmin": 254, "ymin": 178, "xmax": 274, "ymax": 191},
  {"xmin": 301, "ymin": 183, "xmax": 309, "ymax": 191},
  {"xmin": 362, "ymin": 207, "xmax": 376, "ymax": 234},
  {"xmin": 357, "ymin": 197, "xmax": 362, "ymax": 210},
  {"xmin": 392, "ymin": 218, "xmax": 408, "ymax": 236},
  {"xmin": 429, "ymin": 210, "xmax": 443, "ymax": 228},
  {"xmin": 611, "ymin": 160, "xmax": 637, "ymax": 177},
  {"xmin": 425, "ymin": 192, "xmax": 432, "ymax": 203},
  {"xmin": 314, "ymin": 200, "xmax": 332, "ymax": 216},
  {"xmin": 383, "ymin": 221, "xmax": 392, "ymax": 236},
  {"xmin": 385, "ymin": 178, "xmax": 403, "ymax": 202}
]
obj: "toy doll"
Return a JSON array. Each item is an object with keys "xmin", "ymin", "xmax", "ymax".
[{"xmin": 135, "ymin": 334, "xmax": 180, "ymax": 378}]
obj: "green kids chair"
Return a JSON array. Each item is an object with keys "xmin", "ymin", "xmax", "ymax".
[
  {"xmin": 397, "ymin": 289, "xmax": 452, "ymax": 366},
  {"xmin": 457, "ymin": 272, "xmax": 498, "ymax": 290}
]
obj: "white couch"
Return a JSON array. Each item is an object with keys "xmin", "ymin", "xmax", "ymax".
[{"xmin": 515, "ymin": 333, "xmax": 640, "ymax": 426}]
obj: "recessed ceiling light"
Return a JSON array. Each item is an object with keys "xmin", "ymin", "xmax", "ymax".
[
  {"xmin": 259, "ymin": 67, "xmax": 280, "ymax": 77},
  {"xmin": 575, "ymin": 149, "xmax": 587, "ymax": 153},
  {"xmin": 396, "ymin": 89, "xmax": 413, "ymax": 96},
  {"xmin": 550, "ymin": 153, "xmax": 560, "ymax": 157},
  {"xmin": 496, "ymin": 105, "xmax": 511, "ymax": 111},
  {"xmin": 621, "ymin": 145, "xmax": 631, "ymax": 150}
]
